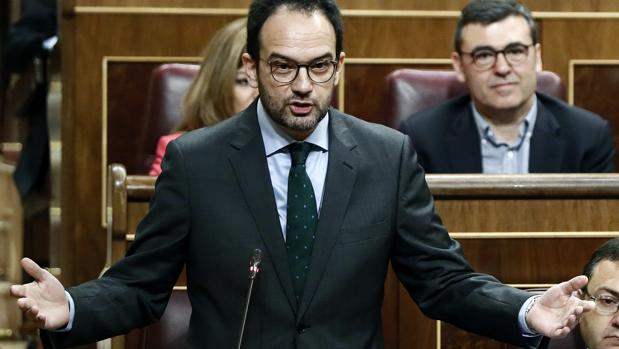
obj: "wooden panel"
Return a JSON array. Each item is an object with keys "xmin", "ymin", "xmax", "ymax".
[
  {"xmin": 459, "ymin": 238, "xmax": 607, "ymax": 283},
  {"xmin": 74, "ymin": 0, "xmax": 251, "ymax": 8},
  {"xmin": 438, "ymin": 199, "xmax": 619, "ymax": 232},
  {"xmin": 75, "ymin": 15, "xmax": 242, "ymax": 57},
  {"xmin": 0, "ymin": 163, "xmax": 22, "ymax": 341},
  {"xmin": 0, "ymin": 163, "xmax": 22, "ymax": 283},
  {"xmin": 343, "ymin": 17, "xmax": 455, "ymax": 58},
  {"xmin": 58, "ymin": 0, "xmax": 78, "ymax": 290},
  {"xmin": 541, "ymin": 20, "xmax": 619, "ymax": 80},
  {"xmin": 127, "ymin": 204, "xmax": 149, "ymax": 242},
  {"xmin": 527, "ymin": 1, "xmax": 619, "ymax": 11},
  {"xmin": 572, "ymin": 64, "xmax": 619, "ymax": 171},
  {"xmin": 344, "ymin": 63, "xmax": 452, "ymax": 124},
  {"xmin": 65, "ymin": 14, "xmax": 242, "ymax": 285},
  {"xmin": 72, "ymin": 0, "xmax": 619, "ymax": 11},
  {"xmin": 107, "ymin": 62, "xmax": 161, "ymax": 174}
]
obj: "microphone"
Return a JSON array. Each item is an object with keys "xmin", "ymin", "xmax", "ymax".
[
  {"xmin": 248, "ymin": 248, "xmax": 262, "ymax": 279},
  {"xmin": 236, "ymin": 248, "xmax": 262, "ymax": 349}
]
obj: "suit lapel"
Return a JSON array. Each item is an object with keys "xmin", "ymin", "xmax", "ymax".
[
  {"xmin": 529, "ymin": 100, "xmax": 566, "ymax": 172},
  {"xmin": 297, "ymin": 110, "xmax": 359, "ymax": 320},
  {"xmin": 446, "ymin": 108, "xmax": 483, "ymax": 173},
  {"xmin": 227, "ymin": 105, "xmax": 298, "ymax": 313}
]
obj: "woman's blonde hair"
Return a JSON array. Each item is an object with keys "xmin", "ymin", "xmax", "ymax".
[{"xmin": 177, "ymin": 18, "xmax": 248, "ymax": 131}]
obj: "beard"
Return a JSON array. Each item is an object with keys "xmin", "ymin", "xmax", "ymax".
[{"xmin": 258, "ymin": 80, "xmax": 331, "ymax": 134}]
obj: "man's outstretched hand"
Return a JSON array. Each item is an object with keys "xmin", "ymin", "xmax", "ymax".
[
  {"xmin": 527, "ymin": 275, "xmax": 595, "ymax": 337},
  {"xmin": 10, "ymin": 258, "xmax": 70, "ymax": 330}
]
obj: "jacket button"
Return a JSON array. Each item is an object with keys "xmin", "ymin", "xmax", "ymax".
[{"xmin": 297, "ymin": 325, "xmax": 310, "ymax": 334}]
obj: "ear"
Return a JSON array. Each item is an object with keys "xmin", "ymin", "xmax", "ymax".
[
  {"xmin": 242, "ymin": 53, "xmax": 258, "ymax": 88},
  {"xmin": 534, "ymin": 43, "xmax": 543, "ymax": 72},
  {"xmin": 333, "ymin": 51, "xmax": 346, "ymax": 86},
  {"xmin": 451, "ymin": 51, "xmax": 466, "ymax": 83}
]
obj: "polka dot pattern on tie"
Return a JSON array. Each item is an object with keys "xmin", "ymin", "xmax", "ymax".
[{"xmin": 285, "ymin": 142, "xmax": 318, "ymax": 301}]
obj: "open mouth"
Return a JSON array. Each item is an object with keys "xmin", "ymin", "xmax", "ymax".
[{"xmin": 289, "ymin": 101, "xmax": 314, "ymax": 115}]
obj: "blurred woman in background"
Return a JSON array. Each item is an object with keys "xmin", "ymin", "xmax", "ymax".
[{"xmin": 149, "ymin": 18, "xmax": 257, "ymax": 175}]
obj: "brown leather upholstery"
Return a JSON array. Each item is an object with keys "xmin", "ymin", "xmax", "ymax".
[
  {"xmin": 384, "ymin": 69, "xmax": 566, "ymax": 129},
  {"xmin": 135, "ymin": 63, "xmax": 199, "ymax": 173},
  {"xmin": 140, "ymin": 288, "xmax": 191, "ymax": 349}
]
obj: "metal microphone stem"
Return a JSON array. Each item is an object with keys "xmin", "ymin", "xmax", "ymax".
[
  {"xmin": 236, "ymin": 276, "xmax": 256, "ymax": 349},
  {"xmin": 235, "ymin": 249, "xmax": 261, "ymax": 349}
]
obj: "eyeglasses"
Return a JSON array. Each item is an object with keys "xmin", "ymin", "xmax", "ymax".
[
  {"xmin": 460, "ymin": 43, "xmax": 534, "ymax": 70},
  {"xmin": 263, "ymin": 58, "xmax": 338, "ymax": 84},
  {"xmin": 585, "ymin": 292, "xmax": 619, "ymax": 316}
]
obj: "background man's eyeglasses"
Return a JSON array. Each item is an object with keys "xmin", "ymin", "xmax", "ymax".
[
  {"xmin": 585, "ymin": 291, "xmax": 619, "ymax": 316},
  {"xmin": 264, "ymin": 58, "xmax": 338, "ymax": 84},
  {"xmin": 460, "ymin": 43, "xmax": 534, "ymax": 70}
]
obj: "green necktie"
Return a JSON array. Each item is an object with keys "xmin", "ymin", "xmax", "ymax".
[{"xmin": 286, "ymin": 142, "xmax": 318, "ymax": 300}]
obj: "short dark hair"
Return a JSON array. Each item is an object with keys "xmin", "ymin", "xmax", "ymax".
[
  {"xmin": 247, "ymin": 0, "xmax": 343, "ymax": 61},
  {"xmin": 454, "ymin": 0, "xmax": 538, "ymax": 53},
  {"xmin": 583, "ymin": 238, "xmax": 619, "ymax": 285}
]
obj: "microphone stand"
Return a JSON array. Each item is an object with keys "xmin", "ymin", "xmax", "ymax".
[{"xmin": 235, "ymin": 248, "xmax": 262, "ymax": 349}]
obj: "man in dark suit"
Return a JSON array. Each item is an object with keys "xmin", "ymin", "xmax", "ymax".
[
  {"xmin": 399, "ymin": 0, "xmax": 615, "ymax": 174},
  {"xmin": 11, "ymin": 0, "xmax": 594, "ymax": 348},
  {"xmin": 539, "ymin": 238, "xmax": 619, "ymax": 349},
  {"xmin": 577, "ymin": 239, "xmax": 619, "ymax": 349}
]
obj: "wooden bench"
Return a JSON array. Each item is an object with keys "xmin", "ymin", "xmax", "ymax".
[
  {"xmin": 391, "ymin": 173, "xmax": 619, "ymax": 349},
  {"xmin": 0, "ymin": 161, "xmax": 23, "ymax": 342},
  {"xmin": 105, "ymin": 164, "xmax": 155, "ymax": 268},
  {"xmin": 106, "ymin": 163, "xmax": 619, "ymax": 349}
]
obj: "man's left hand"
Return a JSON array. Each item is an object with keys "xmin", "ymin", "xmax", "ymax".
[{"xmin": 527, "ymin": 275, "xmax": 595, "ymax": 337}]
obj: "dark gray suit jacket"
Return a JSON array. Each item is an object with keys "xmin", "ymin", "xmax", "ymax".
[
  {"xmin": 399, "ymin": 93, "xmax": 616, "ymax": 173},
  {"xmin": 44, "ymin": 101, "xmax": 540, "ymax": 348}
]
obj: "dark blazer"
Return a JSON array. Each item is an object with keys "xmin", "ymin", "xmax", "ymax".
[
  {"xmin": 43, "ymin": 101, "xmax": 540, "ymax": 348},
  {"xmin": 399, "ymin": 93, "xmax": 616, "ymax": 173}
]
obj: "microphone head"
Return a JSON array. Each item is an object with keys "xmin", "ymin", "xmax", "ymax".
[
  {"xmin": 249, "ymin": 248, "xmax": 262, "ymax": 278},
  {"xmin": 252, "ymin": 249, "xmax": 262, "ymax": 264}
]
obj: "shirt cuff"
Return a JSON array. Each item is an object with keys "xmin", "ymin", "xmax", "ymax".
[
  {"xmin": 518, "ymin": 294, "xmax": 542, "ymax": 337},
  {"xmin": 51, "ymin": 291, "xmax": 75, "ymax": 332}
]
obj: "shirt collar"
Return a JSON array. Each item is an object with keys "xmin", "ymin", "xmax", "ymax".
[
  {"xmin": 471, "ymin": 96, "xmax": 538, "ymax": 146},
  {"xmin": 257, "ymin": 98, "xmax": 330, "ymax": 156}
]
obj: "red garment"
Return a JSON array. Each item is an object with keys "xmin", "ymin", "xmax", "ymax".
[{"xmin": 149, "ymin": 132, "xmax": 183, "ymax": 176}]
